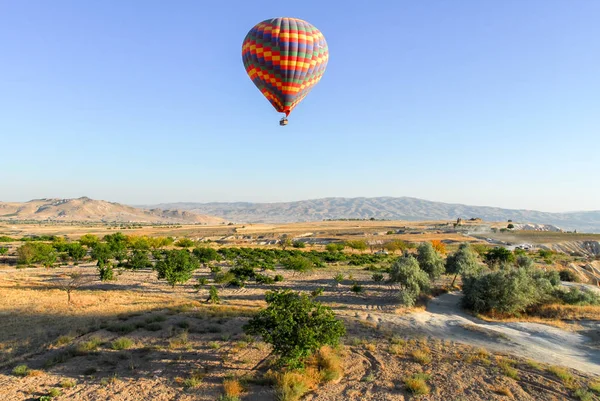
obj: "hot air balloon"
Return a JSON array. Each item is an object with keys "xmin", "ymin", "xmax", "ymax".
[{"xmin": 242, "ymin": 17, "xmax": 328, "ymax": 126}]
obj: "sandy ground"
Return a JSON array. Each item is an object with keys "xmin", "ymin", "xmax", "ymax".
[{"xmin": 345, "ymin": 292, "xmax": 600, "ymax": 375}]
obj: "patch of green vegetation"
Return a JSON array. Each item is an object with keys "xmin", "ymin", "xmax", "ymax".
[
  {"xmin": 12, "ymin": 364, "xmax": 29, "ymax": 377},
  {"xmin": 111, "ymin": 337, "xmax": 134, "ymax": 350}
]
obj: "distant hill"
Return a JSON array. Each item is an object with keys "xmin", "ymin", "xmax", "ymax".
[
  {"xmin": 147, "ymin": 197, "xmax": 600, "ymax": 233},
  {"xmin": 0, "ymin": 197, "xmax": 224, "ymax": 225}
]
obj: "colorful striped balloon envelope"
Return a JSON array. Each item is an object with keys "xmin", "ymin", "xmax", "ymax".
[{"xmin": 242, "ymin": 17, "xmax": 328, "ymax": 123}]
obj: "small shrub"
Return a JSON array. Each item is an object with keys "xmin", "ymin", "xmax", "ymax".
[
  {"xmin": 55, "ymin": 335, "xmax": 75, "ymax": 346},
  {"xmin": 548, "ymin": 366, "xmax": 574, "ymax": 386},
  {"xmin": 169, "ymin": 331, "xmax": 189, "ymax": 349},
  {"xmin": 182, "ymin": 369, "xmax": 204, "ymax": 389},
  {"xmin": 351, "ymin": 282, "xmax": 363, "ymax": 293},
  {"xmin": 175, "ymin": 238, "xmax": 195, "ymax": 248},
  {"xmin": 404, "ymin": 373, "xmax": 430, "ymax": 395},
  {"xmin": 411, "ymin": 349, "xmax": 432, "ymax": 365},
  {"xmin": 559, "ymin": 270, "xmax": 579, "ymax": 282},
  {"xmin": 589, "ymin": 380, "xmax": 600, "ymax": 394},
  {"xmin": 274, "ymin": 274, "xmax": 284, "ymax": 282},
  {"xmin": 388, "ymin": 344, "xmax": 404, "ymax": 355},
  {"xmin": 223, "ymin": 378, "xmax": 243, "ymax": 398},
  {"xmin": 274, "ymin": 371, "xmax": 313, "ymax": 401},
  {"xmin": 76, "ymin": 337, "xmax": 102, "ymax": 355},
  {"xmin": 111, "ymin": 337, "xmax": 134, "ymax": 350},
  {"xmin": 311, "ymin": 287, "xmax": 324, "ymax": 298},
  {"xmin": 197, "ymin": 277, "xmax": 208, "ymax": 286},
  {"xmin": 60, "ymin": 379, "xmax": 76, "ymax": 388},
  {"xmin": 209, "ymin": 286, "xmax": 220, "ymax": 304},
  {"xmin": 256, "ymin": 274, "xmax": 275, "ymax": 285},
  {"xmin": 313, "ymin": 346, "xmax": 343, "ymax": 382},
  {"xmin": 47, "ymin": 388, "xmax": 61, "ymax": 397},
  {"xmin": 333, "ymin": 273, "xmax": 344, "ymax": 285},
  {"xmin": 12, "ymin": 364, "xmax": 29, "ymax": 377},
  {"xmin": 574, "ymin": 388, "xmax": 593, "ymax": 401},
  {"xmin": 372, "ymin": 273, "xmax": 384, "ymax": 282},
  {"xmin": 498, "ymin": 358, "xmax": 519, "ymax": 380},
  {"xmin": 209, "ymin": 341, "xmax": 221, "ymax": 349}
]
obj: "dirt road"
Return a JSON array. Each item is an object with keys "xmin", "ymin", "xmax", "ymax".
[{"xmin": 351, "ymin": 292, "xmax": 600, "ymax": 375}]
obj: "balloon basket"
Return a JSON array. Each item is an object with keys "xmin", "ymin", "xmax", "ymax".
[{"xmin": 279, "ymin": 118, "xmax": 288, "ymax": 126}]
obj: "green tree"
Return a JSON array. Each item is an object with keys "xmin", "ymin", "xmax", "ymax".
[
  {"xmin": 484, "ymin": 247, "xmax": 515, "ymax": 267},
  {"xmin": 383, "ymin": 240, "xmax": 409, "ymax": 254},
  {"xmin": 91, "ymin": 243, "xmax": 112, "ymax": 265},
  {"xmin": 16, "ymin": 243, "xmax": 37, "ymax": 265},
  {"xmin": 445, "ymin": 243, "xmax": 481, "ymax": 286},
  {"xmin": 67, "ymin": 243, "xmax": 86, "ymax": 264},
  {"xmin": 507, "ymin": 223, "xmax": 515, "ymax": 229},
  {"xmin": 104, "ymin": 232, "xmax": 128, "ymax": 264},
  {"xmin": 155, "ymin": 250, "xmax": 199, "ymax": 287},
  {"xmin": 325, "ymin": 243, "xmax": 345, "ymax": 253},
  {"xmin": 388, "ymin": 255, "xmax": 430, "ymax": 306},
  {"xmin": 416, "ymin": 242, "xmax": 445, "ymax": 279},
  {"xmin": 126, "ymin": 249, "xmax": 152, "ymax": 270},
  {"xmin": 78, "ymin": 234, "xmax": 99, "ymax": 248},
  {"xmin": 243, "ymin": 290, "xmax": 346, "ymax": 368},
  {"xmin": 192, "ymin": 247, "xmax": 219, "ymax": 265},
  {"xmin": 345, "ymin": 240, "xmax": 368, "ymax": 253},
  {"xmin": 16, "ymin": 243, "xmax": 56, "ymax": 267}
]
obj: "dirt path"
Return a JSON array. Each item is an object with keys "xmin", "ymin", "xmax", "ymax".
[{"xmin": 348, "ymin": 292, "xmax": 600, "ymax": 375}]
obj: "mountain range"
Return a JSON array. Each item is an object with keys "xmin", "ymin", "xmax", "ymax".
[
  {"xmin": 147, "ymin": 197, "xmax": 600, "ymax": 233},
  {"xmin": 0, "ymin": 197, "xmax": 223, "ymax": 225}
]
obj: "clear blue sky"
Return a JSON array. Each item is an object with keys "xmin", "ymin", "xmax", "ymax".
[{"xmin": 1, "ymin": 1, "xmax": 598, "ymax": 212}]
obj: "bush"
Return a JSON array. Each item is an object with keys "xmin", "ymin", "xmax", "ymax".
[
  {"xmin": 0, "ymin": 247, "xmax": 8, "ymax": 255},
  {"xmin": 333, "ymin": 273, "xmax": 344, "ymax": 285},
  {"xmin": 372, "ymin": 273, "xmax": 384, "ymax": 282},
  {"xmin": 111, "ymin": 337, "xmax": 134, "ymax": 350},
  {"xmin": 559, "ymin": 269, "xmax": 579, "ymax": 282},
  {"xmin": 484, "ymin": 247, "xmax": 515, "ymax": 267},
  {"xmin": 416, "ymin": 242, "xmax": 445, "ymax": 279},
  {"xmin": 98, "ymin": 263, "xmax": 114, "ymax": 281},
  {"xmin": 404, "ymin": 373, "xmax": 430, "ymax": 395},
  {"xmin": 292, "ymin": 240, "xmax": 306, "ymax": 248},
  {"xmin": 12, "ymin": 364, "xmax": 29, "ymax": 377},
  {"xmin": 243, "ymin": 290, "xmax": 345, "ymax": 368},
  {"xmin": 351, "ymin": 283, "xmax": 363, "ymax": 293},
  {"xmin": 174, "ymin": 238, "xmax": 195, "ymax": 248},
  {"xmin": 325, "ymin": 243, "xmax": 345, "ymax": 253},
  {"xmin": 554, "ymin": 287, "xmax": 600, "ymax": 306},
  {"xmin": 274, "ymin": 274, "xmax": 284, "ymax": 282},
  {"xmin": 16, "ymin": 242, "xmax": 56, "ymax": 267},
  {"xmin": 255, "ymin": 274, "xmax": 275, "ymax": 284},
  {"xmin": 462, "ymin": 267, "xmax": 557, "ymax": 315},
  {"xmin": 281, "ymin": 256, "xmax": 314, "ymax": 273}
]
